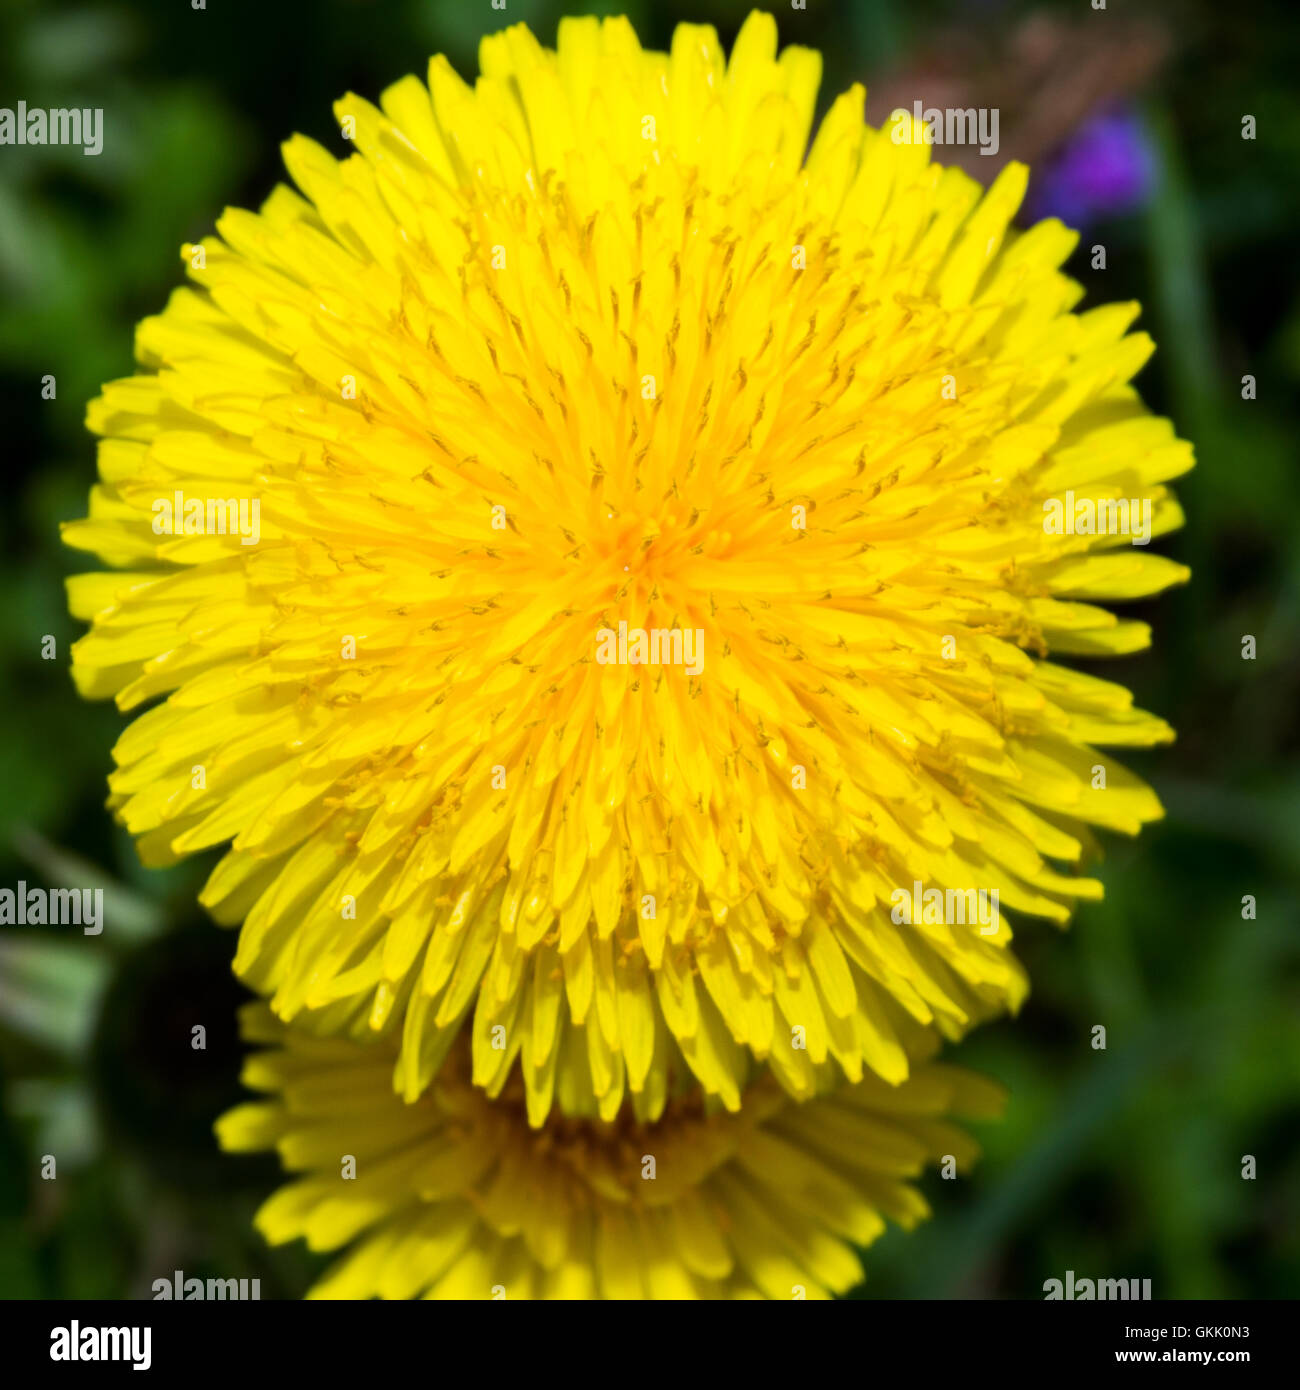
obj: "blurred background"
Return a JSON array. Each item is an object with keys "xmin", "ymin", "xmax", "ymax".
[{"xmin": 1, "ymin": 0, "xmax": 1297, "ymax": 1299}]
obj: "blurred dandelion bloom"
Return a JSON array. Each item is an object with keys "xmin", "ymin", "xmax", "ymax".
[
  {"xmin": 65, "ymin": 12, "xmax": 1191, "ymax": 1122},
  {"xmin": 217, "ymin": 1002, "xmax": 1002, "ymax": 1299}
]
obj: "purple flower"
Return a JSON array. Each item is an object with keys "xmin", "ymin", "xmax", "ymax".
[{"xmin": 1026, "ymin": 109, "xmax": 1158, "ymax": 229}]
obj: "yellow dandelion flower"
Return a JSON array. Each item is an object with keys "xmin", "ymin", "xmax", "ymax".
[
  {"xmin": 216, "ymin": 1002, "xmax": 1002, "ymax": 1299},
  {"xmin": 65, "ymin": 12, "xmax": 1191, "ymax": 1121}
]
